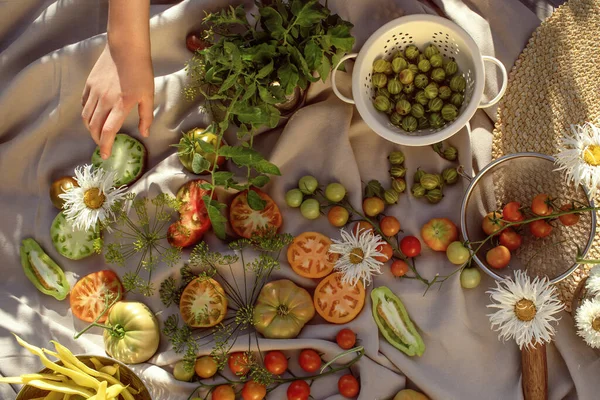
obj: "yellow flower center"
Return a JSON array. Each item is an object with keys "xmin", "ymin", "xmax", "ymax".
[
  {"xmin": 349, "ymin": 248, "xmax": 365, "ymax": 264},
  {"xmin": 592, "ymin": 316, "xmax": 600, "ymax": 332},
  {"xmin": 514, "ymin": 299, "xmax": 537, "ymax": 322},
  {"xmin": 83, "ymin": 188, "xmax": 105, "ymax": 209},
  {"xmin": 582, "ymin": 145, "xmax": 600, "ymax": 166}
]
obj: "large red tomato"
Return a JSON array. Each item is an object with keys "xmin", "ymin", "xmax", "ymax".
[{"xmin": 230, "ymin": 188, "xmax": 283, "ymax": 238}]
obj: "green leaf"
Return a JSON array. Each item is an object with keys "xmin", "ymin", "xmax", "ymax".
[
  {"xmin": 213, "ymin": 171, "xmax": 234, "ymax": 186},
  {"xmin": 327, "ymin": 23, "xmax": 355, "ymax": 51},
  {"xmin": 198, "ymin": 183, "xmax": 213, "ymax": 190},
  {"xmin": 259, "ymin": 7, "xmax": 285, "ymax": 39},
  {"xmin": 219, "ymin": 73, "xmax": 239, "ymax": 93},
  {"xmin": 364, "ymin": 179, "xmax": 385, "ymax": 199},
  {"xmin": 268, "ymin": 84, "xmax": 286, "ymax": 103},
  {"xmin": 219, "ymin": 145, "xmax": 265, "ymax": 166},
  {"xmin": 257, "ymin": 60, "xmax": 274, "ymax": 79},
  {"xmin": 291, "ymin": 0, "xmax": 327, "ymax": 27},
  {"xmin": 304, "ymin": 40, "xmax": 323, "ymax": 70},
  {"xmin": 288, "ymin": 45, "xmax": 312, "ymax": 79},
  {"xmin": 192, "ymin": 153, "xmax": 211, "ymax": 174},
  {"xmin": 254, "ymin": 159, "xmax": 281, "ymax": 176},
  {"xmin": 277, "ymin": 62, "xmax": 299, "ymax": 95},
  {"xmin": 203, "ymin": 197, "xmax": 227, "ymax": 240},
  {"xmin": 332, "ymin": 49, "xmax": 347, "ymax": 72},
  {"xmin": 223, "ymin": 41, "xmax": 242, "ymax": 70},
  {"xmin": 205, "ymin": 66, "xmax": 223, "ymax": 84},
  {"xmin": 316, "ymin": 54, "xmax": 331, "ymax": 82},
  {"xmin": 258, "ymin": 86, "xmax": 281, "ymax": 104},
  {"xmin": 247, "ymin": 190, "xmax": 267, "ymax": 211},
  {"xmin": 251, "ymin": 175, "xmax": 270, "ymax": 188},
  {"xmin": 242, "ymin": 43, "xmax": 277, "ymax": 64},
  {"xmin": 241, "ymin": 82, "xmax": 257, "ymax": 102}
]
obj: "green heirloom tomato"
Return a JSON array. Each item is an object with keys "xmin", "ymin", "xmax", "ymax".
[
  {"xmin": 103, "ymin": 301, "xmax": 160, "ymax": 364},
  {"xmin": 253, "ymin": 279, "xmax": 315, "ymax": 339},
  {"xmin": 176, "ymin": 127, "xmax": 226, "ymax": 174},
  {"xmin": 371, "ymin": 286, "xmax": 425, "ymax": 357},
  {"xmin": 20, "ymin": 238, "xmax": 70, "ymax": 300}
]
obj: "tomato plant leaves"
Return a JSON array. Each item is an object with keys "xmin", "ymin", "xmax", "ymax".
[
  {"xmin": 364, "ymin": 180, "xmax": 385, "ymax": 199},
  {"xmin": 192, "ymin": 153, "xmax": 211, "ymax": 174},
  {"xmin": 304, "ymin": 39, "xmax": 322, "ymax": 71},
  {"xmin": 277, "ymin": 62, "xmax": 299, "ymax": 95},
  {"xmin": 259, "ymin": 7, "xmax": 285, "ymax": 40},
  {"xmin": 251, "ymin": 175, "xmax": 270, "ymax": 188},
  {"xmin": 247, "ymin": 190, "xmax": 267, "ymax": 211},
  {"xmin": 257, "ymin": 60, "xmax": 274, "ymax": 79},
  {"xmin": 203, "ymin": 196, "xmax": 227, "ymax": 240}
]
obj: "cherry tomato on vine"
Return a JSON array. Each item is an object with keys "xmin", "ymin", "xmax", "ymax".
[
  {"xmin": 336, "ymin": 328, "xmax": 357, "ymax": 350},
  {"xmin": 211, "ymin": 385, "xmax": 235, "ymax": 400},
  {"xmin": 287, "ymin": 380, "xmax": 310, "ymax": 400},
  {"xmin": 380, "ymin": 216, "xmax": 401, "ymax": 236},
  {"xmin": 481, "ymin": 211, "xmax": 505, "ymax": 236},
  {"xmin": 530, "ymin": 219, "xmax": 553, "ymax": 238},
  {"xmin": 241, "ymin": 381, "xmax": 267, "ymax": 400},
  {"xmin": 446, "ymin": 241, "xmax": 470, "ymax": 265},
  {"xmin": 559, "ymin": 204, "xmax": 580, "ymax": 226},
  {"xmin": 363, "ymin": 197, "xmax": 385, "ymax": 217},
  {"xmin": 390, "ymin": 259, "xmax": 410, "ymax": 277},
  {"xmin": 186, "ymin": 32, "xmax": 209, "ymax": 53},
  {"xmin": 486, "ymin": 245, "xmax": 511, "ymax": 269},
  {"xmin": 375, "ymin": 242, "xmax": 394, "ymax": 263},
  {"xmin": 300, "ymin": 199, "xmax": 321, "ymax": 220},
  {"xmin": 298, "ymin": 175, "xmax": 318, "ymax": 195},
  {"xmin": 400, "ymin": 236, "xmax": 421, "ymax": 258},
  {"xmin": 228, "ymin": 352, "xmax": 249, "ymax": 376},
  {"xmin": 328, "ymin": 206, "xmax": 350, "ymax": 227},
  {"xmin": 531, "ymin": 194, "xmax": 553, "ymax": 216},
  {"xmin": 353, "ymin": 221, "xmax": 374, "ymax": 235},
  {"xmin": 325, "ymin": 183, "xmax": 347, "ymax": 202},
  {"xmin": 194, "ymin": 355, "xmax": 218, "ymax": 379},
  {"xmin": 338, "ymin": 374, "xmax": 360, "ymax": 398},
  {"xmin": 264, "ymin": 350, "xmax": 288, "ymax": 375},
  {"xmin": 502, "ymin": 202, "xmax": 524, "ymax": 223},
  {"xmin": 499, "ymin": 229, "xmax": 523, "ymax": 251},
  {"xmin": 298, "ymin": 349, "xmax": 321, "ymax": 373},
  {"xmin": 460, "ymin": 268, "xmax": 481, "ymax": 289}
]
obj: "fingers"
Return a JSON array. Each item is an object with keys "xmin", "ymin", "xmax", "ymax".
[
  {"xmin": 81, "ymin": 84, "xmax": 91, "ymax": 107},
  {"xmin": 138, "ymin": 96, "xmax": 154, "ymax": 138},
  {"xmin": 99, "ymin": 107, "xmax": 127, "ymax": 159},
  {"xmin": 88, "ymin": 97, "xmax": 112, "ymax": 146},
  {"xmin": 81, "ymin": 95, "xmax": 99, "ymax": 142}
]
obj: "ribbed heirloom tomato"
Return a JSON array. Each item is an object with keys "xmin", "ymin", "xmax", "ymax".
[
  {"xmin": 287, "ymin": 232, "xmax": 339, "ymax": 278},
  {"xmin": 313, "ymin": 273, "xmax": 366, "ymax": 324},
  {"xmin": 230, "ymin": 188, "xmax": 282, "ymax": 238}
]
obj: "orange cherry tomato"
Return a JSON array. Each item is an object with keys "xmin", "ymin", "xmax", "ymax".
[
  {"xmin": 531, "ymin": 194, "xmax": 553, "ymax": 216},
  {"xmin": 486, "ymin": 245, "xmax": 511, "ymax": 269},
  {"xmin": 380, "ymin": 216, "xmax": 401, "ymax": 236},
  {"xmin": 375, "ymin": 242, "xmax": 393, "ymax": 263},
  {"xmin": 390, "ymin": 260, "xmax": 409, "ymax": 277},
  {"xmin": 559, "ymin": 204, "xmax": 580, "ymax": 226},
  {"xmin": 353, "ymin": 221, "xmax": 374, "ymax": 236}
]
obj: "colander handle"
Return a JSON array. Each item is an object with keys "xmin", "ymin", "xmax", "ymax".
[
  {"xmin": 478, "ymin": 56, "xmax": 508, "ymax": 108},
  {"xmin": 332, "ymin": 53, "xmax": 358, "ymax": 104}
]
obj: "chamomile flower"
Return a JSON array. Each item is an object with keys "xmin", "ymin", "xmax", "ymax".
[
  {"xmin": 575, "ymin": 298, "xmax": 600, "ymax": 348},
  {"xmin": 555, "ymin": 122, "xmax": 600, "ymax": 197},
  {"xmin": 487, "ymin": 270, "xmax": 563, "ymax": 350},
  {"xmin": 329, "ymin": 228, "xmax": 386, "ymax": 287},
  {"xmin": 585, "ymin": 266, "xmax": 600, "ymax": 297},
  {"xmin": 59, "ymin": 165, "xmax": 127, "ymax": 231}
]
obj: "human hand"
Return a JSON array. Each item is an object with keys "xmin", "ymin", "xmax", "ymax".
[{"xmin": 81, "ymin": 42, "xmax": 154, "ymax": 159}]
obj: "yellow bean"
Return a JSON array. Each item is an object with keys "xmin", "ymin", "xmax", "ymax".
[
  {"xmin": 89, "ymin": 357, "xmax": 104, "ymax": 371},
  {"xmin": 24, "ymin": 379, "xmax": 94, "ymax": 397},
  {"xmin": 88, "ymin": 384, "xmax": 125, "ymax": 400},
  {"xmin": 14, "ymin": 335, "xmax": 99, "ymax": 390},
  {"xmin": 43, "ymin": 392, "xmax": 63, "ymax": 400},
  {"xmin": 97, "ymin": 381, "xmax": 107, "ymax": 400},
  {"xmin": 22, "ymin": 374, "xmax": 68, "ymax": 383}
]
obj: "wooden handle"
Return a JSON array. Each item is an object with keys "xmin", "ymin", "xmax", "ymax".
[{"xmin": 522, "ymin": 343, "xmax": 548, "ymax": 400}]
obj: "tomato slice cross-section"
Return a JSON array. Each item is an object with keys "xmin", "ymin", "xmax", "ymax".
[
  {"xmin": 229, "ymin": 188, "xmax": 283, "ymax": 239},
  {"xmin": 287, "ymin": 232, "xmax": 339, "ymax": 278},
  {"xmin": 70, "ymin": 270, "xmax": 124, "ymax": 323},
  {"xmin": 313, "ymin": 272, "xmax": 365, "ymax": 324},
  {"xmin": 180, "ymin": 277, "xmax": 228, "ymax": 328}
]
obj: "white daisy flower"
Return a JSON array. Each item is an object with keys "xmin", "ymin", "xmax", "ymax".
[
  {"xmin": 329, "ymin": 228, "xmax": 386, "ymax": 287},
  {"xmin": 575, "ymin": 297, "xmax": 600, "ymax": 348},
  {"xmin": 487, "ymin": 270, "xmax": 564, "ymax": 350},
  {"xmin": 59, "ymin": 165, "xmax": 127, "ymax": 231},
  {"xmin": 555, "ymin": 122, "xmax": 600, "ymax": 197},
  {"xmin": 585, "ymin": 266, "xmax": 600, "ymax": 297}
]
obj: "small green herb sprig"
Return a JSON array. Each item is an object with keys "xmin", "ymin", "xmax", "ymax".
[
  {"xmin": 160, "ymin": 229, "xmax": 293, "ymax": 376},
  {"xmin": 104, "ymin": 193, "xmax": 182, "ymax": 296},
  {"xmin": 183, "ymin": 0, "xmax": 355, "ymax": 238}
]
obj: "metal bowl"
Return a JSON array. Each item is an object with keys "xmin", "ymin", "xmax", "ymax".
[
  {"xmin": 16, "ymin": 355, "xmax": 151, "ymax": 400},
  {"xmin": 460, "ymin": 152, "xmax": 596, "ymax": 284}
]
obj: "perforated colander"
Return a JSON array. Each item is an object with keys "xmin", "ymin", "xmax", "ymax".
[{"xmin": 332, "ymin": 14, "xmax": 508, "ymax": 146}]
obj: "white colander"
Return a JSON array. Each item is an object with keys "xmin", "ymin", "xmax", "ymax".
[{"xmin": 332, "ymin": 15, "xmax": 508, "ymax": 146}]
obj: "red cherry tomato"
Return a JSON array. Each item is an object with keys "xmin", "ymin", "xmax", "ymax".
[
  {"xmin": 380, "ymin": 216, "xmax": 401, "ymax": 236},
  {"xmin": 211, "ymin": 385, "xmax": 235, "ymax": 400},
  {"xmin": 529, "ymin": 220, "xmax": 553, "ymax": 238},
  {"xmin": 336, "ymin": 328, "xmax": 357, "ymax": 350},
  {"xmin": 338, "ymin": 374, "xmax": 360, "ymax": 398},
  {"xmin": 559, "ymin": 204, "xmax": 580, "ymax": 226},
  {"xmin": 481, "ymin": 211, "xmax": 505, "ymax": 236},
  {"xmin": 298, "ymin": 349, "xmax": 321, "ymax": 373},
  {"xmin": 228, "ymin": 352, "xmax": 249, "ymax": 376},
  {"xmin": 502, "ymin": 202, "xmax": 524, "ymax": 223},
  {"xmin": 390, "ymin": 260, "xmax": 409, "ymax": 277},
  {"xmin": 263, "ymin": 350, "xmax": 288, "ymax": 375},
  {"xmin": 531, "ymin": 194, "xmax": 553, "ymax": 216},
  {"xmin": 400, "ymin": 236, "xmax": 421, "ymax": 258},
  {"xmin": 186, "ymin": 32, "xmax": 209, "ymax": 53},
  {"xmin": 241, "ymin": 381, "xmax": 266, "ymax": 400},
  {"xmin": 375, "ymin": 242, "xmax": 394, "ymax": 263},
  {"xmin": 287, "ymin": 380, "xmax": 310, "ymax": 400},
  {"xmin": 486, "ymin": 245, "xmax": 511, "ymax": 269},
  {"xmin": 499, "ymin": 229, "xmax": 523, "ymax": 251}
]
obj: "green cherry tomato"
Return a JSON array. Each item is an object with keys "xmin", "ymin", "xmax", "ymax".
[
  {"xmin": 300, "ymin": 199, "xmax": 321, "ymax": 220},
  {"xmin": 285, "ymin": 189, "xmax": 304, "ymax": 208},
  {"xmin": 460, "ymin": 268, "xmax": 481, "ymax": 289},
  {"xmin": 298, "ymin": 176, "xmax": 319, "ymax": 195},
  {"xmin": 446, "ymin": 241, "xmax": 470, "ymax": 265},
  {"xmin": 173, "ymin": 360, "xmax": 195, "ymax": 381},
  {"xmin": 325, "ymin": 183, "xmax": 347, "ymax": 202}
]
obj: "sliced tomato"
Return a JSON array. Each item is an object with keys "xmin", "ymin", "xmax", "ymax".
[
  {"xmin": 70, "ymin": 270, "xmax": 123, "ymax": 323},
  {"xmin": 180, "ymin": 277, "xmax": 228, "ymax": 328},
  {"xmin": 230, "ymin": 188, "xmax": 283, "ymax": 239},
  {"xmin": 313, "ymin": 272, "xmax": 365, "ymax": 324},
  {"xmin": 168, "ymin": 180, "xmax": 214, "ymax": 248},
  {"xmin": 287, "ymin": 232, "xmax": 339, "ymax": 278}
]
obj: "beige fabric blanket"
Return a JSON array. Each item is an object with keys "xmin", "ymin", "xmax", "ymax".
[{"xmin": 1, "ymin": 0, "xmax": 597, "ymax": 399}]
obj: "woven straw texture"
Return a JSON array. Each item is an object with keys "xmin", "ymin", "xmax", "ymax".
[{"xmin": 492, "ymin": 0, "xmax": 600, "ymax": 311}]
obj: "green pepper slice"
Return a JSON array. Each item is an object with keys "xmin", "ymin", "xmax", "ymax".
[
  {"xmin": 20, "ymin": 238, "xmax": 70, "ymax": 300},
  {"xmin": 371, "ymin": 286, "xmax": 425, "ymax": 357}
]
